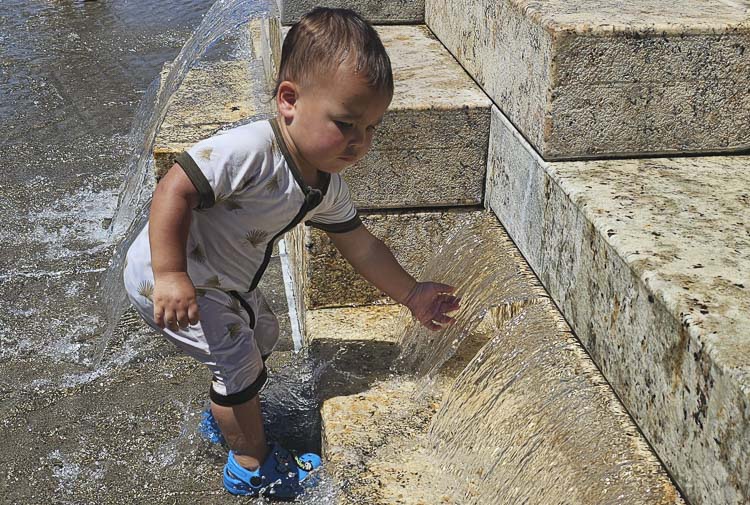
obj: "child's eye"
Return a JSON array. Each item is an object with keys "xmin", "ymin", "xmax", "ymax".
[{"xmin": 334, "ymin": 120, "xmax": 353, "ymax": 129}]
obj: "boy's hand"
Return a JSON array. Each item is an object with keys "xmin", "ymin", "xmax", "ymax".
[
  {"xmin": 153, "ymin": 272, "xmax": 200, "ymax": 332},
  {"xmin": 403, "ymin": 282, "xmax": 460, "ymax": 331}
]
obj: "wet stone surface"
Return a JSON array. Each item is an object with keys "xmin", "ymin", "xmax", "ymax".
[{"xmin": 0, "ymin": 2, "xmax": 325, "ymax": 503}]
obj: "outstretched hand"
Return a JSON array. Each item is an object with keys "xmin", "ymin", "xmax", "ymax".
[{"xmin": 403, "ymin": 282, "xmax": 460, "ymax": 331}]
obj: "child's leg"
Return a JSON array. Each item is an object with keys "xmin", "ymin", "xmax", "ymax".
[
  {"xmin": 124, "ymin": 270, "xmax": 271, "ymax": 466},
  {"xmin": 251, "ymin": 290, "xmax": 280, "ymax": 358},
  {"xmin": 211, "ymin": 395, "xmax": 268, "ymax": 469}
]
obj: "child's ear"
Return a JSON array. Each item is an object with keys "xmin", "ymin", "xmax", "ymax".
[{"xmin": 276, "ymin": 81, "xmax": 298, "ymax": 121}]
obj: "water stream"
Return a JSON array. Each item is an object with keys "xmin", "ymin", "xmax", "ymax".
[
  {"xmin": 396, "ymin": 217, "xmax": 535, "ymax": 386},
  {"xmin": 394, "ymin": 221, "xmax": 677, "ymax": 504},
  {"xmin": 92, "ymin": 0, "xmax": 281, "ymax": 367}
]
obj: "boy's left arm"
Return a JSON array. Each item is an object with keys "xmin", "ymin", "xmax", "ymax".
[{"xmin": 327, "ymin": 224, "xmax": 459, "ymax": 330}]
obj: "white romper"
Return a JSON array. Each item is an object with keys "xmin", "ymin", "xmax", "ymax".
[{"xmin": 123, "ymin": 118, "xmax": 361, "ymax": 405}]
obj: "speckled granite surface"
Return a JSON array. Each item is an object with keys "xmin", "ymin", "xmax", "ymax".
[
  {"xmin": 153, "ymin": 25, "xmax": 489, "ymax": 208},
  {"xmin": 486, "ymin": 105, "xmax": 750, "ymax": 505},
  {"xmin": 298, "ymin": 208, "xmax": 483, "ymax": 308},
  {"xmin": 348, "ymin": 25, "xmax": 490, "ymax": 209},
  {"xmin": 280, "ymin": 0, "xmax": 424, "ymax": 25},
  {"xmin": 426, "ymin": 0, "xmax": 750, "ymax": 159},
  {"xmin": 310, "ymin": 298, "xmax": 682, "ymax": 504}
]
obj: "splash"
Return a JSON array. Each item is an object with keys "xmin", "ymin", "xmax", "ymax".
[
  {"xmin": 91, "ymin": 0, "xmax": 282, "ymax": 367},
  {"xmin": 426, "ymin": 302, "xmax": 675, "ymax": 504},
  {"xmin": 396, "ymin": 215, "xmax": 534, "ymax": 383}
]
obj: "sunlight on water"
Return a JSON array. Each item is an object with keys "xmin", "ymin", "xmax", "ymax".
[
  {"xmin": 396, "ymin": 216, "xmax": 535, "ymax": 383},
  {"xmin": 92, "ymin": 0, "xmax": 282, "ymax": 367},
  {"xmin": 428, "ymin": 302, "xmax": 672, "ymax": 504}
]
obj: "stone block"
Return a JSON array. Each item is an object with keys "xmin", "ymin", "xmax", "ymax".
[
  {"xmin": 312, "ymin": 300, "xmax": 682, "ymax": 504},
  {"xmin": 486, "ymin": 105, "xmax": 750, "ymax": 505},
  {"xmin": 290, "ymin": 208, "xmax": 485, "ymax": 309},
  {"xmin": 153, "ymin": 25, "xmax": 490, "ymax": 208},
  {"xmin": 153, "ymin": 60, "xmax": 261, "ymax": 179},
  {"xmin": 348, "ymin": 25, "xmax": 490, "ymax": 209},
  {"xmin": 426, "ymin": 0, "xmax": 750, "ymax": 159},
  {"xmin": 280, "ymin": 0, "xmax": 424, "ymax": 25}
]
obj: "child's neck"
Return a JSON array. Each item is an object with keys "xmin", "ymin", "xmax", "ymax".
[{"xmin": 276, "ymin": 118, "xmax": 322, "ymax": 189}]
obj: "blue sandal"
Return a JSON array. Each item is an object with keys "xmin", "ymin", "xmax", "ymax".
[
  {"xmin": 198, "ymin": 407, "xmax": 225, "ymax": 445},
  {"xmin": 223, "ymin": 443, "xmax": 322, "ymax": 499}
]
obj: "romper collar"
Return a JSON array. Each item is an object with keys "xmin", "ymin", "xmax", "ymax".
[{"xmin": 269, "ymin": 118, "xmax": 331, "ymax": 208}]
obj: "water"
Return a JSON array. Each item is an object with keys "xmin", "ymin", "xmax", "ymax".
[
  {"xmin": 92, "ymin": 0, "xmax": 282, "ymax": 366},
  {"xmin": 426, "ymin": 302, "xmax": 673, "ymax": 504},
  {"xmin": 390, "ymin": 218, "xmax": 678, "ymax": 503},
  {"xmin": 396, "ymin": 216, "xmax": 535, "ymax": 384}
]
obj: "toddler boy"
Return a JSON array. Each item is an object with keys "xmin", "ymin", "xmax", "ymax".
[{"xmin": 123, "ymin": 7, "xmax": 458, "ymax": 499}]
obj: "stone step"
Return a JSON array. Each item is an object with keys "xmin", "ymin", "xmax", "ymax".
[
  {"xmin": 153, "ymin": 25, "xmax": 490, "ymax": 209},
  {"xmin": 486, "ymin": 104, "xmax": 750, "ymax": 505},
  {"xmin": 426, "ymin": 0, "xmax": 750, "ymax": 160},
  {"xmin": 309, "ymin": 297, "xmax": 682, "ymax": 503},
  {"xmin": 280, "ymin": 0, "xmax": 424, "ymax": 25},
  {"xmin": 287, "ymin": 207, "xmax": 484, "ymax": 311}
]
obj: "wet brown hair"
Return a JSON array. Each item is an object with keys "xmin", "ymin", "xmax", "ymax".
[{"xmin": 274, "ymin": 7, "xmax": 393, "ymax": 98}]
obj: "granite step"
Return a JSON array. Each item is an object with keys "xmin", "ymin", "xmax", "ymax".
[
  {"xmin": 426, "ymin": 0, "xmax": 750, "ymax": 160},
  {"xmin": 153, "ymin": 24, "xmax": 490, "ymax": 209},
  {"xmin": 287, "ymin": 207, "xmax": 482, "ymax": 311},
  {"xmin": 280, "ymin": 0, "xmax": 424, "ymax": 25},
  {"xmin": 486, "ymin": 104, "xmax": 750, "ymax": 505},
  {"xmin": 309, "ymin": 272, "xmax": 682, "ymax": 503}
]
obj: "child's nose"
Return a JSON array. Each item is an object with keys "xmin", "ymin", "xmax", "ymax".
[{"xmin": 349, "ymin": 127, "xmax": 367, "ymax": 147}]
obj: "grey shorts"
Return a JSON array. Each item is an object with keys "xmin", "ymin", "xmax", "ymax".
[{"xmin": 124, "ymin": 268, "xmax": 279, "ymax": 405}]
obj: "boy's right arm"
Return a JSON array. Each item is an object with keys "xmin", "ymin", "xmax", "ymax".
[{"xmin": 149, "ymin": 163, "xmax": 201, "ymax": 332}]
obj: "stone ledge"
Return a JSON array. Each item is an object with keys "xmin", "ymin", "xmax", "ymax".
[
  {"xmin": 426, "ymin": 0, "xmax": 750, "ymax": 159},
  {"xmin": 280, "ymin": 0, "xmax": 424, "ymax": 25},
  {"xmin": 310, "ymin": 300, "xmax": 682, "ymax": 504},
  {"xmin": 486, "ymin": 105, "xmax": 750, "ymax": 505},
  {"xmin": 153, "ymin": 60, "xmax": 260, "ymax": 178},
  {"xmin": 293, "ymin": 208, "xmax": 485, "ymax": 309},
  {"xmin": 153, "ymin": 25, "xmax": 490, "ymax": 208}
]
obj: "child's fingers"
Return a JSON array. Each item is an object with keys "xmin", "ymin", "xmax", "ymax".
[
  {"xmin": 188, "ymin": 303, "xmax": 200, "ymax": 325},
  {"xmin": 438, "ymin": 293, "xmax": 460, "ymax": 305},
  {"xmin": 422, "ymin": 319, "xmax": 440, "ymax": 331},
  {"xmin": 176, "ymin": 308, "xmax": 189, "ymax": 329},
  {"xmin": 154, "ymin": 305, "xmax": 165, "ymax": 328},
  {"xmin": 433, "ymin": 313, "xmax": 455, "ymax": 325},
  {"xmin": 431, "ymin": 282, "xmax": 455, "ymax": 293},
  {"xmin": 165, "ymin": 310, "xmax": 179, "ymax": 331}
]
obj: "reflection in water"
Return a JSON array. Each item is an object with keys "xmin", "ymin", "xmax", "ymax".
[{"xmin": 92, "ymin": 0, "xmax": 281, "ymax": 367}]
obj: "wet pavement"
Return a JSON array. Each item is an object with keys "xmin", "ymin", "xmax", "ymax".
[{"xmin": 0, "ymin": 1, "xmax": 316, "ymax": 502}]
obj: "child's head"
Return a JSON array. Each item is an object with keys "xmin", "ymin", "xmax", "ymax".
[{"xmin": 275, "ymin": 8, "xmax": 393, "ymax": 174}]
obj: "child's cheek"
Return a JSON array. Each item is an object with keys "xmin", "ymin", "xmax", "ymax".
[{"xmin": 320, "ymin": 128, "xmax": 346, "ymax": 153}]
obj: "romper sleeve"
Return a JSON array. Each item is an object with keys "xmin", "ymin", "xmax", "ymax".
[
  {"xmin": 305, "ymin": 174, "xmax": 362, "ymax": 233},
  {"xmin": 173, "ymin": 123, "xmax": 268, "ymax": 210}
]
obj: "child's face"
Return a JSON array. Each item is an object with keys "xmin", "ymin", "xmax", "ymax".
[{"xmin": 279, "ymin": 64, "xmax": 392, "ymax": 175}]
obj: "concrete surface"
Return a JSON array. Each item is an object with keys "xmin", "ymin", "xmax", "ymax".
[
  {"xmin": 486, "ymin": 105, "xmax": 750, "ymax": 505},
  {"xmin": 426, "ymin": 0, "xmax": 750, "ymax": 160},
  {"xmin": 348, "ymin": 25, "xmax": 490, "ymax": 209},
  {"xmin": 153, "ymin": 60, "xmax": 261, "ymax": 178},
  {"xmin": 280, "ymin": 0, "xmax": 424, "ymax": 25},
  {"xmin": 153, "ymin": 25, "xmax": 490, "ymax": 208}
]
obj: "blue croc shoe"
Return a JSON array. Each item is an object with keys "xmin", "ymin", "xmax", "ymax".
[
  {"xmin": 223, "ymin": 443, "xmax": 322, "ymax": 500},
  {"xmin": 198, "ymin": 408, "xmax": 225, "ymax": 445}
]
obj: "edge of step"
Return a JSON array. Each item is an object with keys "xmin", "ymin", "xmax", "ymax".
[{"xmin": 486, "ymin": 104, "xmax": 750, "ymax": 504}]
